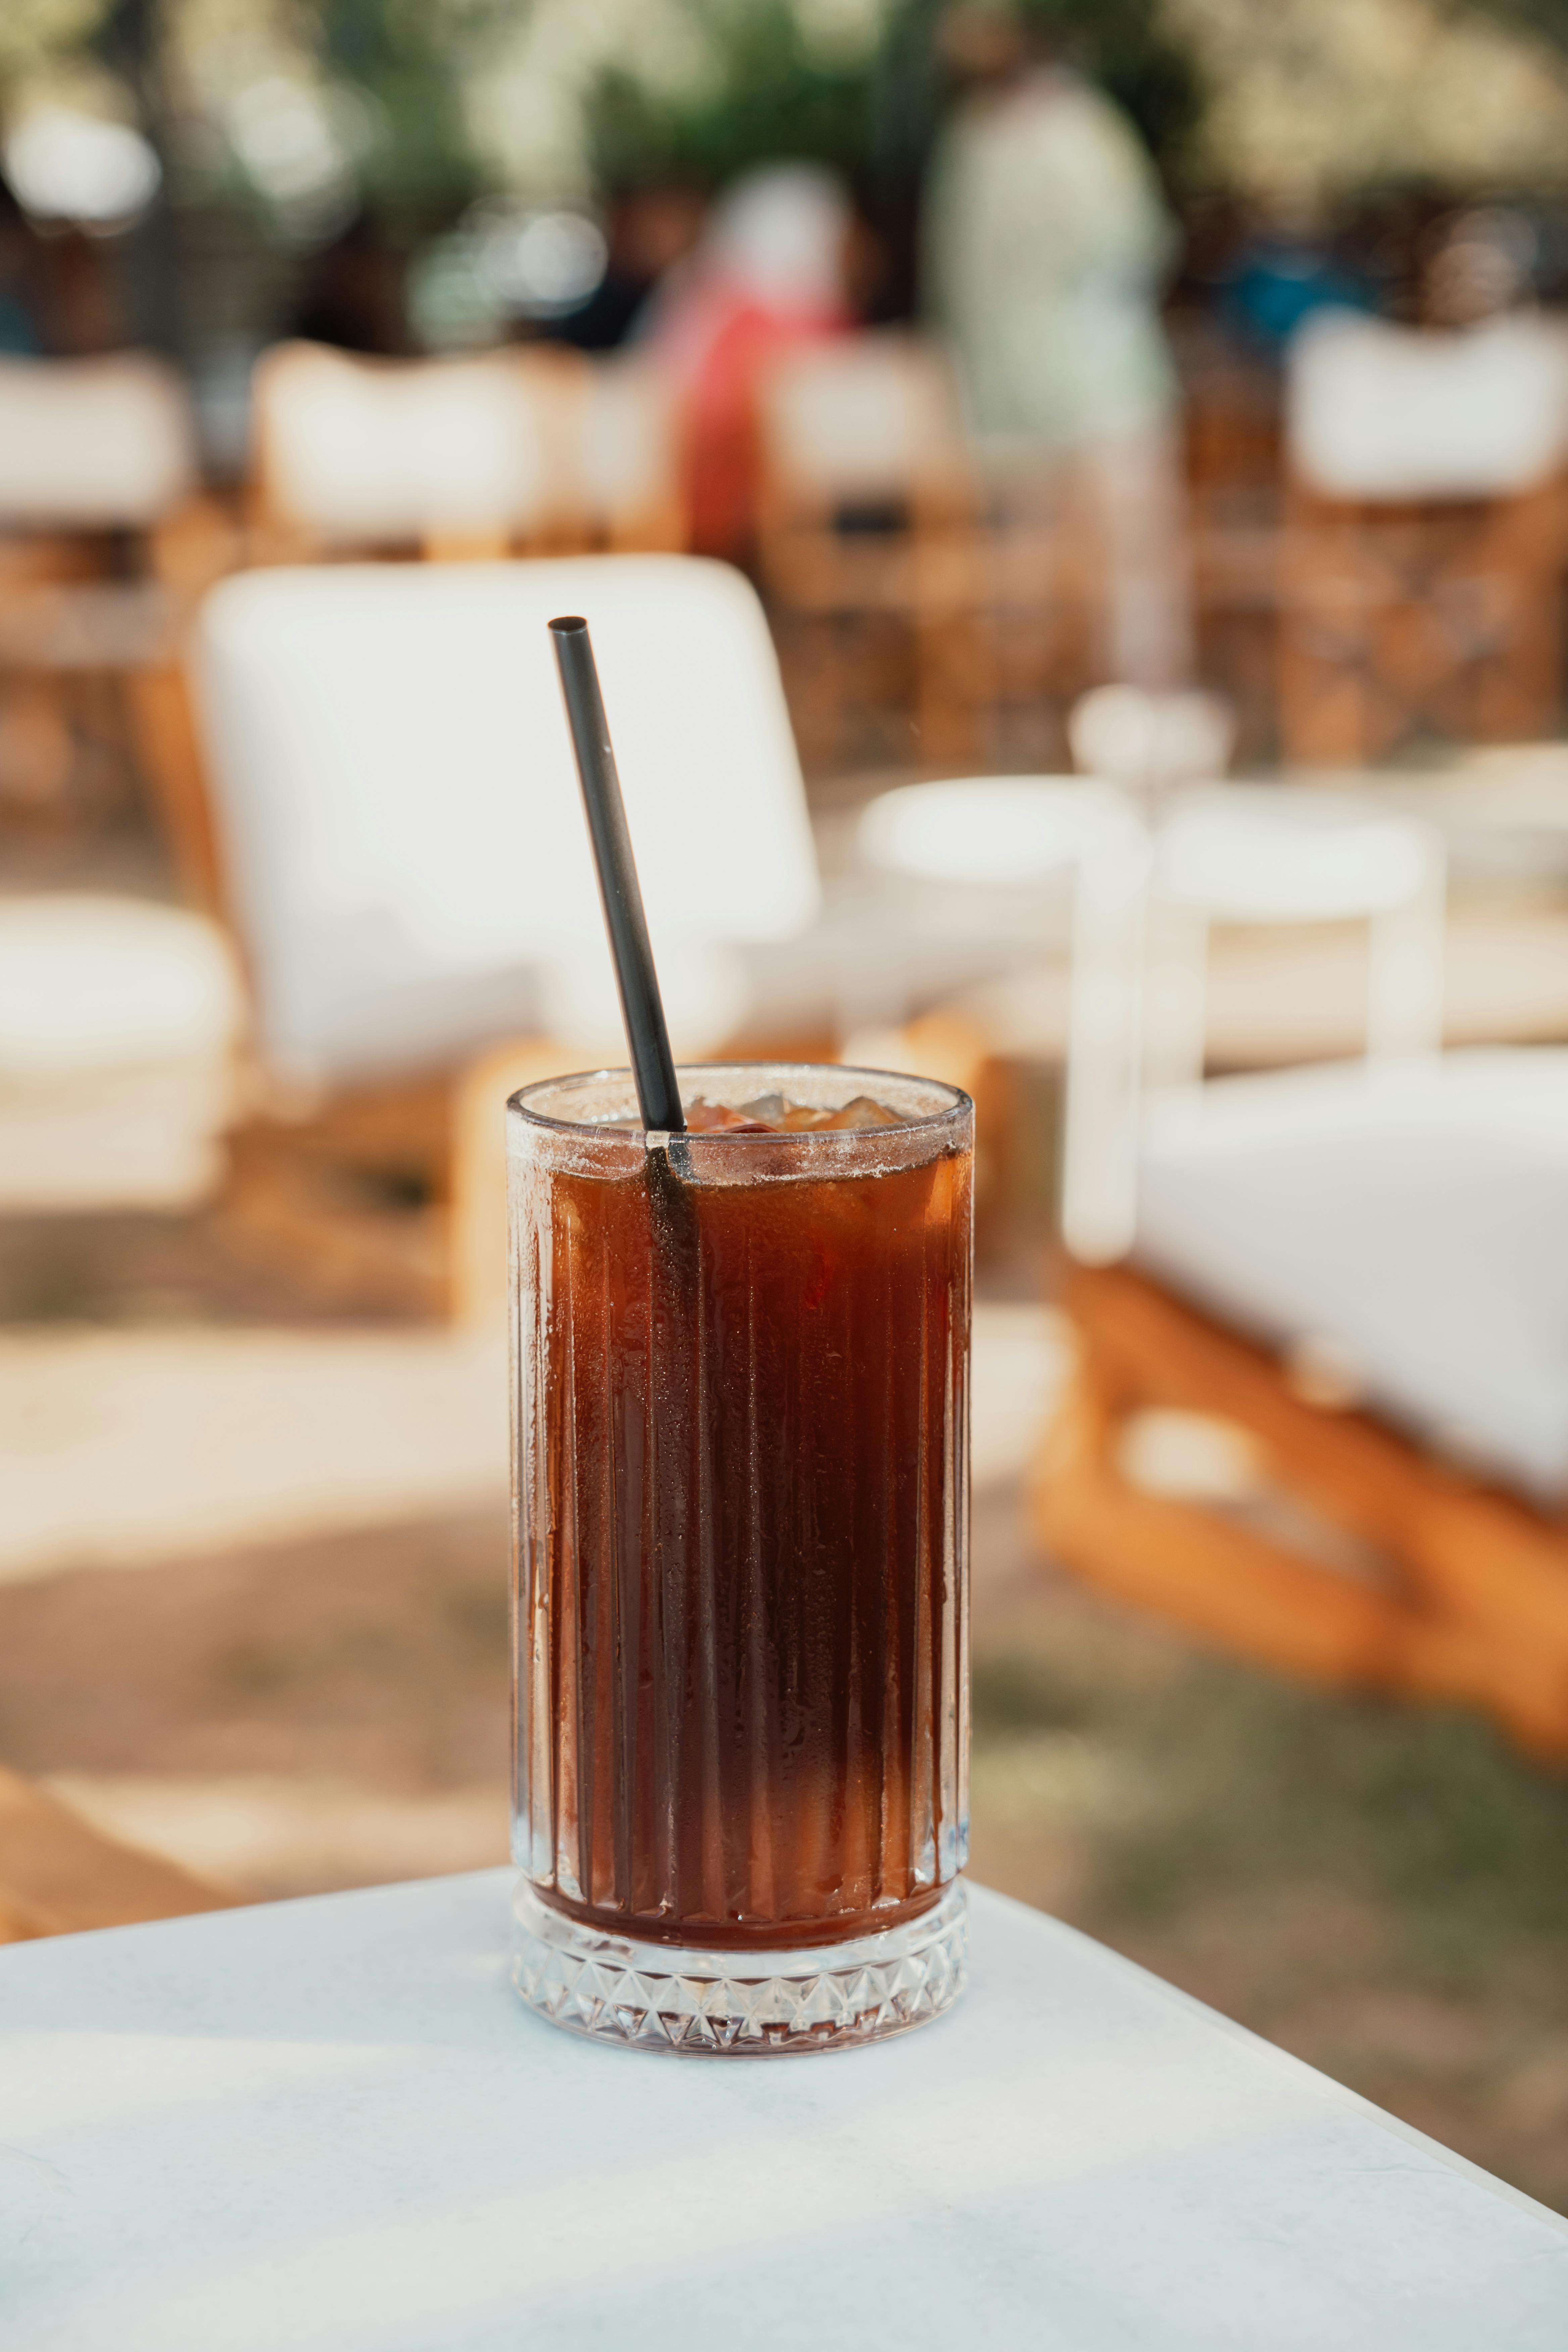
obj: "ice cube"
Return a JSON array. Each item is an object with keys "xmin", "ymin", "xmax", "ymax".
[
  {"xmin": 820, "ymin": 1095, "xmax": 903, "ymax": 1131},
  {"xmin": 681, "ymin": 1092, "xmax": 905, "ymax": 1135},
  {"xmin": 683, "ymin": 1096, "xmax": 779, "ymax": 1132}
]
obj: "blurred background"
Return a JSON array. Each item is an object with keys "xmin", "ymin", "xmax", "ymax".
[{"xmin": 7, "ymin": 0, "xmax": 1568, "ymax": 2211}]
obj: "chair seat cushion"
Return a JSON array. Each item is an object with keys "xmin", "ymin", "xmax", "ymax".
[
  {"xmin": 1135, "ymin": 1050, "xmax": 1568, "ymax": 1502},
  {"xmin": 0, "ymin": 896, "xmax": 240, "ymax": 1077}
]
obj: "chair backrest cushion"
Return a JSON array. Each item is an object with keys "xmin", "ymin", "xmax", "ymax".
[
  {"xmin": 254, "ymin": 343, "xmax": 570, "ymax": 543},
  {"xmin": 192, "ymin": 555, "xmax": 819, "ymax": 1080},
  {"xmin": 759, "ymin": 332, "xmax": 966, "ymax": 504},
  {"xmin": 0, "ymin": 354, "xmax": 198, "ymax": 528},
  {"xmin": 573, "ymin": 359, "xmax": 680, "ymax": 533},
  {"xmin": 1288, "ymin": 311, "xmax": 1568, "ymax": 502}
]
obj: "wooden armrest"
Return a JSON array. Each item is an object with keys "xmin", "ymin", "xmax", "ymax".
[{"xmin": 0, "ymin": 1767, "xmax": 234, "ymax": 1944}]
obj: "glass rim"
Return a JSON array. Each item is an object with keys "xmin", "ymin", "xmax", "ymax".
[{"xmin": 507, "ymin": 1061, "xmax": 971, "ymax": 1143}]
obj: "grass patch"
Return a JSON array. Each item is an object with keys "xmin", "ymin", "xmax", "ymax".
[
  {"xmin": 971, "ymin": 1651, "xmax": 1099, "ymax": 1736},
  {"xmin": 971, "ymin": 1642, "xmax": 1568, "ymax": 1991}
]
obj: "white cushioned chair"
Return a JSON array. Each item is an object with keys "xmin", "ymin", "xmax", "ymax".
[
  {"xmin": 0, "ymin": 353, "xmax": 198, "ymax": 529},
  {"xmin": 1279, "ymin": 309, "xmax": 1568, "ymax": 764},
  {"xmin": 1029, "ymin": 690, "xmax": 1568, "ymax": 1753},
  {"xmin": 1039, "ymin": 1034, "xmax": 1568, "ymax": 1759},
  {"xmin": 0, "ymin": 354, "xmax": 209, "ymax": 829},
  {"xmin": 178, "ymin": 553, "xmax": 824, "ymax": 1313},
  {"xmin": 249, "ymin": 342, "xmax": 682, "ymax": 561},
  {"xmin": 1136, "ymin": 1052, "xmax": 1568, "ymax": 1502}
]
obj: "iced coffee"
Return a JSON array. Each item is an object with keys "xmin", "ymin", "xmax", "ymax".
[{"xmin": 509, "ymin": 1064, "xmax": 971, "ymax": 2052}]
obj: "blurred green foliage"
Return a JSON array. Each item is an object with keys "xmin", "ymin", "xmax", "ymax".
[
  {"xmin": 1469, "ymin": 0, "xmax": 1568, "ymax": 41},
  {"xmin": 13, "ymin": 0, "xmax": 1568, "ymax": 217},
  {"xmin": 586, "ymin": 0, "xmax": 1206, "ymax": 198},
  {"xmin": 588, "ymin": 1, "xmax": 878, "ymax": 194},
  {"xmin": 317, "ymin": 0, "xmax": 494, "ymax": 223}
]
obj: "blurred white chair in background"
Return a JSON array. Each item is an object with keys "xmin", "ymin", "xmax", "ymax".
[
  {"xmin": 570, "ymin": 356, "xmax": 684, "ymax": 550},
  {"xmin": 1034, "ymin": 765, "xmax": 1568, "ymax": 1757},
  {"xmin": 1068, "ymin": 683, "xmax": 1234, "ymax": 807},
  {"xmin": 1037, "ymin": 1041, "xmax": 1568, "ymax": 1755},
  {"xmin": 1280, "ymin": 309, "xmax": 1568, "ymax": 764},
  {"xmin": 193, "ymin": 554, "xmax": 817, "ymax": 1084},
  {"xmin": 1406, "ymin": 741, "xmax": 1568, "ymax": 886},
  {"xmin": 0, "ymin": 354, "xmax": 209, "ymax": 828},
  {"xmin": 1288, "ymin": 309, "xmax": 1568, "ymax": 503},
  {"xmin": 0, "ymin": 894, "xmax": 242, "ymax": 1212},
  {"xmin": 1038, "ymin": 780, "xmax": 1451, "ymax": 1262},
  {"xmin": 185, "ymin": 553, "xmax": 820, "ymax": 1311},
  {"xmin": 250, "ymin": 342, "xmax": 683, "ymax": 563},
  {"xmin": 249, "ymin": 342, "xmax": 578, "ymax": 560},
  {"xmin": 857, "ymin": 775, "xmax": 1149, "ymax": 1262},
  {"xmin": 1130, "ymin": 1050, "xmax": 1568, "ymax": 1502},
  {"xmin": 755, "ymin": 333, "xmax": 986, "ymax": 766},
  {"xmin": 0, "ymin": 895, "xmax": 237, "ymax": 1078},
  {"xmin": 1145, "ymin": 789, "xmax": 1447, "ymax": 1094},
  {"xmin": 760, "ymin": 332, "xmax": 969, "ymax": 517},
  {"xmin": 853, "ymin": 767, "xmax": 1445, "ymax": 1267},
  {"xmin": 1129, "ymin": 789, "xmax": 1455, "ymax": 1385},
  {"xmin": 0, "ymin": 354, "xmax": 199, "ymax": 530},
  {"xmin": 1069, "ymin": 683, "xmax": 1444, "ymax": 1083}
]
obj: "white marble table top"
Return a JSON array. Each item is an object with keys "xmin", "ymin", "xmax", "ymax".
[{"xmin": 4, "ymin": 1871, "xmax": 1565, "ymax": 2351}]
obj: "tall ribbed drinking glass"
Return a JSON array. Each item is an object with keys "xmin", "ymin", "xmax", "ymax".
[{"xmin": 509, "ymin": 1063, "xmax": 972, "ymax": 2053}]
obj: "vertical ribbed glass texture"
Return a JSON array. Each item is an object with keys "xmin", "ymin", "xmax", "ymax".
[{"xmin": 510, "ymin": 1065, "xmax": 972, "ymax": 1968}]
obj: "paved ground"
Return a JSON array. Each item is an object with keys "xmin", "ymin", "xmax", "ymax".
[
  {"xmin": 0, "ymin": 1301, "xmax": 1061, "ymax": 1585},
  {"xmin": 0, "ymin": 1302, "xmax": 1060, "ymax": 1899}
]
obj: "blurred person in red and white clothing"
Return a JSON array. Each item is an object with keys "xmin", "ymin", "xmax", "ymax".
[{"xmin": 641, "ymin": 163, "xmax": 854, "ymax": 561}]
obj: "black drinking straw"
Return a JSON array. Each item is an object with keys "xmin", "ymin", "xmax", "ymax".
[{"xmin": 549, "ymin": 616, "xmax": 686, "ymax": 1135}]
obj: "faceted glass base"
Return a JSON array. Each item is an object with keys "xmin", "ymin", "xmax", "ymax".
[{"xmin": 512, "ymin": 1878, "xmax": 968, "ymax": 2056}]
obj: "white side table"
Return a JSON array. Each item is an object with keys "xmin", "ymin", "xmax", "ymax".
[
  {"xmin": 1149, "ymin": 786, "xmax": 1448, "ymax": 1093},
  {"xmin": 4, "ymin": 1871, "xmax": 1564, "ymax": 2350}
]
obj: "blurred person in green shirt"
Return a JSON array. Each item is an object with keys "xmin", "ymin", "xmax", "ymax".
[{"xmin": 922, "ymin": 5, "xmax": 1191, "ymax": 687}]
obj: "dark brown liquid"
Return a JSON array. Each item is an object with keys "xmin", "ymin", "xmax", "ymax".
[{"xmin": 515, "ymin": 1137, "xmax": 970, "ymax": 1949}]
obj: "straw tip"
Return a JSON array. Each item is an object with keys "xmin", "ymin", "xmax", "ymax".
[{"xmin": 548, "ymin": 614, "xmax": 588, "ymax": 636}]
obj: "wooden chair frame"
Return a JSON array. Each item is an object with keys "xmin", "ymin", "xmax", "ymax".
[
  {"xmin": 1036, "ymin": 1260, "xmax": 1568, "ymax": 1760},
  {"xmin": 0, "ymin": 1767, "xmax": 231, "ymax": 1945},
  {"xmin": 0, "ymin": 484, "xmax": 239, "ymax": 835},
  {"xmin": 755, "ymin": 336, "xmax": 1097, "ymax": 771},
  {"xmin": 1278, "ymin": 475, "xmax": 1568, "ymax": 767}
]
